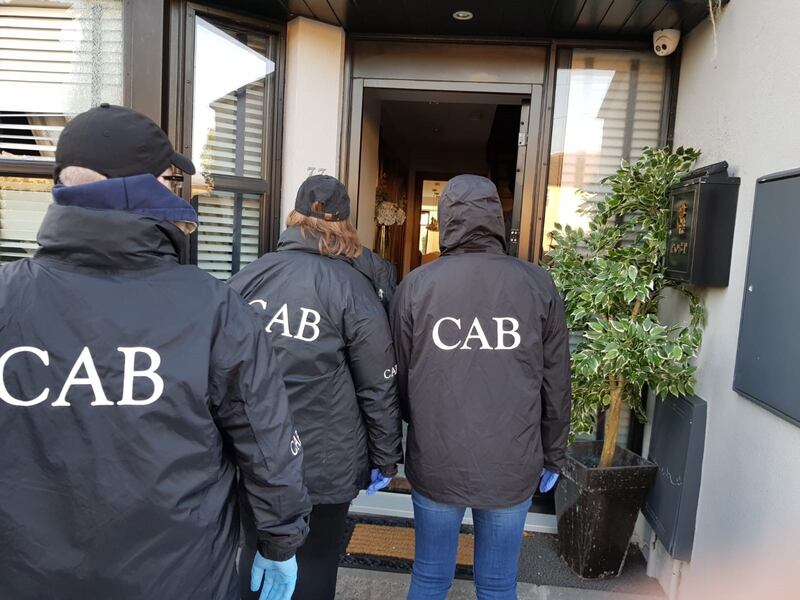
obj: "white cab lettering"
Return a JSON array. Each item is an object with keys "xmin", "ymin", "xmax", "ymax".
[
  {"xmin": 265, "ymin": 304, "xmax": 293, "ymax": 338},
  {"xmin": 52, "ymin": 347, "xmax": 113, "ymax": 407},
  {"xmin": 295, "ymin": 308, "xmax": 321, "ymax": 342},
  {"xmin": 432, "ymin": 317, "xmax": 524, "ymax": 350},
  {"xmin": 460, "ymin": 317, "xmax": 493, "ymax": 350},
  {"xmin": 494, "ymin": 318, "xmax": 522, "ymax": 350},
  {"xmin": 432, "ymin": 317, "xmax": 461, "ymax": 350},
  {"xmin": 0, "ymin": 347, "xmax": 50, "ymax": 406},
  {"xmin": 117, "ymin": 347, "xmax": 164, "ymax": 406}
]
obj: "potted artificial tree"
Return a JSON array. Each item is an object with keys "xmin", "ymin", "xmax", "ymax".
[{"xmin": 545, "ymin": 147, "xmax": 704, "ymax": 579}]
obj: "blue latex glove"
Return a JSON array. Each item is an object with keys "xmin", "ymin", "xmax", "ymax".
[
  {"xmin": 250, "ymin": 552, "xmax": 297, "ymax": 600},
  {"xmin": 366, "ymin": 468, "xmax": 392, "ymax": 495},
  {"xmin": 539, "ymin": 468, "xmax": 560, "ymax": 493}
]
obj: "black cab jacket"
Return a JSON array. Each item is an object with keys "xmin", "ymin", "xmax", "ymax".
[
  {"xmin": 390, "ymin": 175, "xmax": 572, "ymax": 509},
  {"xmin": 0, "ymin": 177, "xmax": 310, "ymax": 600},
  {"xmin": 228, "ymin": 227, "xmax": 403, "ymax": 504}
]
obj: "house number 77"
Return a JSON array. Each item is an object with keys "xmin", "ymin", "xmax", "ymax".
[{"xmin": 306, "ymin": 167, "xmax": 327, "ymax": 177}]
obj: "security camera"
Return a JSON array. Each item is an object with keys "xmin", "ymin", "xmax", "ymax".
[{"xmin": 653, "ymin": 29, "xmax": 681, "ymax": 56}]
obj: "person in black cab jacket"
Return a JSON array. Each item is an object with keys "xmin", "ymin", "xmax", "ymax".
[
  {"xmin": 352, "ymin": 245, "xmax": 397, "ymax": 312},
  {"xmin": 390, "ymin": 175, "xmax": 572, "ymax": 600},
  {"xmin": 229, "ymin": 175, "xmax": 403, "ymax": 600},
  {"xmin": 0, "ymin": 105, "xmax": 310, "ymax": 600}
]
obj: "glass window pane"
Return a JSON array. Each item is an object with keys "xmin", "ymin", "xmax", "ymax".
[
  {"xmin": 192, "ymin": 17, "xmax": 275, "ymax": 180},
  {"xmin": 196, "ymin": 190, "xmax": 261, "ymax": 279},
  {"xmin": 542, "ymin": 49, "xmax": 667, "ymax": 255},
  {"xmin": 0, "ymin": 1, "xmax": 124, "ymax": 161},
  {"xmin": 0, "ymin": 177, "xmax": 53, "ymax": 263}
]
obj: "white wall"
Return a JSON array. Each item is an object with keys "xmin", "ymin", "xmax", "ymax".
[
  {"xmin": 280, "ymin": 17, "xmax": 345, "ymax": 228},
  {"xmin": 655, "ymin": 1, "xmax": 800, "ymax": 597}
]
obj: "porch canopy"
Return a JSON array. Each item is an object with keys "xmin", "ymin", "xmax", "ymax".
[{"xmin": 207, "ymin": 0, "xmax": 725, "ymax": 40}]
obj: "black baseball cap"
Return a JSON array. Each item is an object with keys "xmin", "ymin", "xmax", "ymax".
[
  {"xmin": 295, "ymin": 175, "xmax": 351, "ymax": 222},
  {"xmin": 54, "ymin": 103, "xmax": 195, "ymax": 183}
]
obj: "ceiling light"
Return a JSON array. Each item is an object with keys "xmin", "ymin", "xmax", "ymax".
[{"xmin": 453, "ymin": 10, "xmax": 473, "ymax": 21}]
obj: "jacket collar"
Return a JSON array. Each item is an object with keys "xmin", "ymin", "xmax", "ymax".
[
  {"xmin": 34, "ymin": 175, "xmax": 196, "ymax": 270},
  {"xmin": 51, "ymin": 174, "xmax": 198, "ymax": 225},
  {"xmin": 36, "ymin": 204, "xmax": 187, "ymax": 271},
  {"xmin": 277, "ymin": 226, "xmax": 324, "ymax": 255}
]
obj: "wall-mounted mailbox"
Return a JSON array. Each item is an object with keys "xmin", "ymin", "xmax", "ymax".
[
  {"xmin": 643, "ymin": 395, "xmax": 707, "ymax": 561},
  {"xmin": 665, "ymin": 162, "xmax": 739, "ymax": 286}
]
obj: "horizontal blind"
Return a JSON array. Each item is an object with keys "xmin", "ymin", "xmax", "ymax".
[
  {"xmin": 0, "ymin": 1, "xmax": 123, "ymax": 160},
  {"xmin": 0, "ymin": 177, "xmax": 52, "ymax": 263},
  {"xmin": 557, "ymin": 52, "xmax": 665, "ymax": 210},
  {"xmin": 196, "ymin": 191, "xmax": 261, "ymax": 279},
  {"xmin": 202, "ymin": 82, "xmax": 266, "ymax": 178}
]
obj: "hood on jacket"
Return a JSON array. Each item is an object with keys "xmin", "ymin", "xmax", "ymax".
[
  {"xmin": 52, "ymin": 174, "xmax": 198, "ymax": 225},
  {"xmin": 438, "ymin": 175, "xmax": 507, "ymax": 255},
  {"xmin": 36, "ymin": 174, "xmax": 196, "ymax": 268}
]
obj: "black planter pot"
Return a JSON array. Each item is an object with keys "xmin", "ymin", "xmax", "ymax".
[{"xmin": 555, "ymin": 441, "xmax": 657, "ymax": 579}]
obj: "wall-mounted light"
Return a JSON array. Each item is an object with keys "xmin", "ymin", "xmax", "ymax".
[{"xmin": 452, "ymin": 10, "xmax": 473, "ymax": 21}]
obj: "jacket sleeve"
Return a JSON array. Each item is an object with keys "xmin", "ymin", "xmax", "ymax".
[
  {"xmin": 540, "ymin": 278, "xmax": 572, "ymax": 473},
  {"xmin": 209, "ymin": 291, "xmax": 311, "ymax": 561},
  {"xmin": 344, "ymin": 292, "xmax": 403, "ymax": 477},
  {"xmin": 388, "ymin": 280, "xmax": 412, "ymax": 423}
]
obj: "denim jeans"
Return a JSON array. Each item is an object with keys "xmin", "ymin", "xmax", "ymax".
[{"xmin": 407, "ymin": 491, "xmax": 531, "ymax": 600}]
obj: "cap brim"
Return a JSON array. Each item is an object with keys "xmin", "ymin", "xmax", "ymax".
[{"xmin": 171, "ymin": 151, "xmax": 196, "ymax": 175}]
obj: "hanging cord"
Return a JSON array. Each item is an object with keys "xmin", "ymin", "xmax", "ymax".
[{"xmin": 708, "ymin": 0, "xmax": 722, "ymax": 57}]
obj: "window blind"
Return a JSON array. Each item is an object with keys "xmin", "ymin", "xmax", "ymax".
[
  {"xmin": 196, "ymin": 191, "xmax": 261, "ymax": 279},
  {"xmin": 0, "ymin": 1, "xmax": 123, "ymax": 160},
  {"xmin": 0, "ymin": 177, "xmax": 52, "ymax": 263}
]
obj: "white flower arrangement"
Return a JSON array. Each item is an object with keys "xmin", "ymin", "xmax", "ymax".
[{"xmin": 376, "ymin": 200, "xmax": 406, "ymax": 227}]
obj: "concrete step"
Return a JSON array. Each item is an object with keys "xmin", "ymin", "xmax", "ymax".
[{"xmin": 335, "ymin": 567, "xmax": 665, "ymax": 600}]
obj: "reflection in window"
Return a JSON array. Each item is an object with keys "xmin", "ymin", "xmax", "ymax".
[
  {"xmin": 0, "ymin": 1, "xmax": 123, "ymax": 161},
  {"xmin": 0, "ymin": 177, "xmax": 53, "ymax": 263},
  {"xmin": 192, "ymin": 17, "xmax": 275, "ymax": 180},
  {"xmin": 543, "ymin": 50, "xmax": 667, "ymax": 254},
  {"xmin": 189, "ymin": 16, "xmax": 277, "ymax": 279}
]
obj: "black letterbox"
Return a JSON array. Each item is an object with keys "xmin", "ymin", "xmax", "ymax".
[{"xmin": 665, "ymin": 162, "xmax": 739, "ymax": 286}]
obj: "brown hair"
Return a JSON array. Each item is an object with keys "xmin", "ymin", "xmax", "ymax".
[{"xmin": 286, "ymin": 210, "xmax": 362, "ymax": 259}]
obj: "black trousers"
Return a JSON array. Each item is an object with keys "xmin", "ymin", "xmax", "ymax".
[{"xmin": 240, "ymin": 502, "xmax": 350, "ymax": 600}]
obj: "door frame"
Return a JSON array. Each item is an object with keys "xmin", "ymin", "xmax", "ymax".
[
  {"xmin": 345, "ymin": 78, "xmax": 544, "ymax": 262},
  {"xmin": 345, "ymin": 77, "xmax": 555, "ymax": 532}
]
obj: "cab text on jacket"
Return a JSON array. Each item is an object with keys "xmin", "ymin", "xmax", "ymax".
[
  {"xmin": 0, "ymin": 346, "xmax": 163, "ymax": 407},
  {"xmin": 249, "ymin": 299, "xmax": 322, "ymax": 342},
  {"xmin": 432, "ymin": 317, "xmax": 522, "ymax": 350}
]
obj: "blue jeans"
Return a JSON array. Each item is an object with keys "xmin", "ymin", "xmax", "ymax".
[{"xmin": 407, "ymin": 491, "xmax": 531, "ymax": 600}]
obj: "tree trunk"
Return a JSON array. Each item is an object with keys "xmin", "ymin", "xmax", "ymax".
[{"xmin": 599, "ymin": 377, "xmax": 625, "ymax": 468}]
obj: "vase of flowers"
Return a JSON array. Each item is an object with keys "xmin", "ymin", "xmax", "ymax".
[{"xmin": 375, "ymin": 190, "xmax": 406, "ymax": 260}]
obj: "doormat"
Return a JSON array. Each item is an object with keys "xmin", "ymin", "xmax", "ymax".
[
  {"xmin": 386, "ymin": 477, "xmax": 412, "ymax": 494},
  {"xmin": 340, "ymin": 514, "xmax": 475, "ymax": 579},
  {"xmin": 347, "ymin": 524, "xmax": 475, "ymax": 565}
]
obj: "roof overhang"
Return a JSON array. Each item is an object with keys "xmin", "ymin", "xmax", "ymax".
[{"xmin": 206, "ymin": 0, "xmax": 729, "ymax": 41}]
